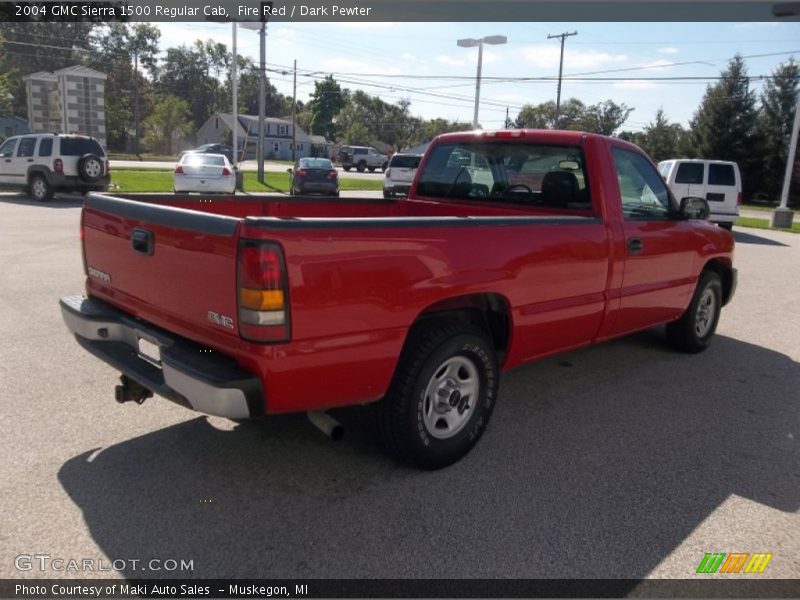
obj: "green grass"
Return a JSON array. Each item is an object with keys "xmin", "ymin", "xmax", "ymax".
[
  {"xmin": 110, "ymin": 169, "xmax": 382, "ymax": 193},
  {"xmin": 735, "ymin": 216, "xmax": 800, "ymax": 233}
]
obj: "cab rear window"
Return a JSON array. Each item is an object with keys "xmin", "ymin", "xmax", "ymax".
[{"xmin": 60, "ymin": 138, "xmax": 105, "ymax": 157}]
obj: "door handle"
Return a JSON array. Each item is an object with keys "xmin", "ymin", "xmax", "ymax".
[
  {"xmin": 27, "ymin": 158, "xmax": 33, "ymax": 162},
  {"xmin": 627, "ymin": 237, "xmax": 644, "ymax": 254},
  {"xmin": 131, "ymin": 228, "xmax": 154, "ymax": 255}
]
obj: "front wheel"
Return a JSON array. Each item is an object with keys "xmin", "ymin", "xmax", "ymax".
[
  {"xmin": 666, "ymin": 271, "xmax": 722, "ymax": 353},
  {"xmin": 378, "ymin": 321, "xmax": 499, "ymax": 469}
]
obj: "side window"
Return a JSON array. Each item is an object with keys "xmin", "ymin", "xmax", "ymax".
[
  {"xmin": 675, "ymin": 162, "xmax": 704, "ymax": 184},
  {"xmin": 17, "ymin": 137, "xmax": 37, "ymax": 158},
  {"xmin": 0, "ymin": 138, "xmax": 18, "ymax": 157},
  {"xmin": 708, "ymin": 163, "xmax": 736, "ymax": 186},
  {"xmin": 38, "ymin": 138, "xmax": 53, "ymax": 157},
  {"xmin": 612, "ymin": 147, "xmax": 673, "ymax": 219}
]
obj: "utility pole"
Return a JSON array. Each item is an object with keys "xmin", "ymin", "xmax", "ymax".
[
  {"xmin": 547, "ymin": 30, "xmax": 577, "ymax": 129},
  {"xmin": 771, "ymin": 96, "xmax": 800, "ymax": 229},
  {"xmin": 292, "ymin": 59, "xmax": 297, "ymax": 162},
  {"xmin": 232, "ymin": 22, "xmax": 238, "ymax": 167},
  {"xmin": 257, "ymin": 21, "xmax": 266, "ymax": 183},
  {"xmin": 133, "ymin": 51, "xmax": 140, "ymax": 157}
]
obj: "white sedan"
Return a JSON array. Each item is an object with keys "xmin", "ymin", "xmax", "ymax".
[{"xmin": 173, "ymin": 153, "xmax": 236, "ymax": 194}]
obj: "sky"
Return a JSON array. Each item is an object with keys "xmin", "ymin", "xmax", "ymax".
[{"xmin": 154, "ymin": 21, "xmax": 800, "ymax": 132}]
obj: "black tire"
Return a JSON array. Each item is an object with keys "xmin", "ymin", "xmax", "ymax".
[
  {"xmin": 343, "ymin": 166, "xmax": 352, "ymax": 172},
  {"xmin": 331, "ymin": 190, "xmax": 340, "ymax": 197},
  {"xmin": 357, "ymin": 161, "xmax": 366, "ymax": 173},
  {"xmin": 718, "ymin": 222, "xmax": 733, "ymax": 231},
  {"xmin": 381, "ymin": 162, "xmax": 389, "ymax": 172},
  {"xmin": 29, "ymin": 174, "xmax": 53, "ymax": 202},
  {"xmin": 383, "ymin": 189, "xmax": 392, "ymax": 199},
  {"xmin": 368, "ymin": 166, "xmax": 376, "ymax": 172},
  {"xmin": 666, "ymin": 271, "xmax": 723, "ymax": 353},
  {"xmin": 77, "ymin": 154, "xmax": 105, "ymax": 183},
  {"xmin": 378, "ymin": 321, "xmax": 499, "ymax": 469}
]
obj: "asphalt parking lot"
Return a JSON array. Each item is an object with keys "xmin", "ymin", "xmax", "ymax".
[{"xmin": 0, "ymin": 194, "xmax": 797, "ymax": 584}]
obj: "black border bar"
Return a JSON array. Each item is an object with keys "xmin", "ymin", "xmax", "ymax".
[
  {"xmin": 3, "ymin": 578, "xmax": 800, "ymax": 598},
  {"xmin": 0, "ymin": 0, "xmax": 799, "ymax": 22}
]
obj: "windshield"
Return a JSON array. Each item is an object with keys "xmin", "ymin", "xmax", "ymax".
[{"xmin": 390, "ymin": 155, "xmax": 422, "ymax": 169}]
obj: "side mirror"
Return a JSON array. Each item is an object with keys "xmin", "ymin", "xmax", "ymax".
[
  {"xmin": 680, "ymin": 196, "xmax": 710, "ymax": 220},
  {"xmin": 286, "ymin": 168, "xmax": 293, "ymax": 174}
]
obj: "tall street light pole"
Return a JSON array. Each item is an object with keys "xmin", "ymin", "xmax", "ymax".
[
  {"xmin": 232, "ymin": 22, "xmax": 238, "ymax": 167},
  {"xmin": 547, "ymin": 30, "xmax": 577, "ymax": 128},
  {"xmin": 457, "ymin": 35, "xmax": 507, "ymax": 129},
  {"xmin": 771, "ymin": 96, "xmax": 799, "ymax": 229}
]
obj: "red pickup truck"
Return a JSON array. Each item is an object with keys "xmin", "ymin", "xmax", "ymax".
[{"xmin": 60, "ymin": 130, "xmax": 736, "ymax": 468}]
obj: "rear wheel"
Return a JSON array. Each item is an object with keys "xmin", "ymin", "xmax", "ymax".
[
  {"xmin": 378, "ymin": 321, "xmax": 499, "ymax": 469},
  {"xmin": 718, "ymin": 222, "xmax": 733, "ymax": 231},
  {"xmin": 29, "ymin": 174, "xmax": 53, "ymax": 202},
  {"xmin": 78, "ymin": 154, "xmax": 105, "ymax": 182},
  {"xmin": 666, "ymin": 271, "xmax": 722, "ymax": 353},
  {"xmin": 343, "ymin": 166, "xmax": 352, "ymax": 172},
  {"xmin": 381, "ymin": 162, "xmax": 389, "ymax": 172}
]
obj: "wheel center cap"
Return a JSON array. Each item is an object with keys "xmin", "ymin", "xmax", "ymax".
[{"xmin": 448, "ymin": 389, "xmax": 461, "ymax": 408}]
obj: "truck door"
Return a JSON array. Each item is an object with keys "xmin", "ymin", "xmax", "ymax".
[
  {"xmin": 607, "ymin": 146, "xmax": 698, "ymax": 335},
  {"xmin": 12, "ymin": 137, "xmax": 38, "ymax": 182}
]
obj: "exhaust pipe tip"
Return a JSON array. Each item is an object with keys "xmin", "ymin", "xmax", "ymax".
[{"xmin": 307, "ymin": 410, "xmax": 344, "ymax": 441}]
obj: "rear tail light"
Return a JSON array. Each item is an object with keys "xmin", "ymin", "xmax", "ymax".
[
  {"xmin": 327, "ymin": 169, "xmax": 337, "ymax": 179},
  {"xmin": 54, "ymin": 158, "xmax": 63, "ymax": 174},
  {"xmin": 174, "ymin": 165, "xmax": 184, "ymax": 174},
  {"xmin": 237, "ymin": 241, "xmax": 290, "ymax": 343},
  {"xmin": 295, "ymin": 168, "xmax": 307, "ymax": 177},
  {"xmin": 385, "ymin": 168, "xmax": 392, "ymax": 177},
  {"xmin": 222, "ymin": 167, "xmax": 232, "ymax": 176},
  {"xmin": 737, "ymin": 192, "xmax": 743, "ymax": 206}
]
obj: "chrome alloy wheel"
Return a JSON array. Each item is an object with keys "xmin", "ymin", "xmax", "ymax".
[
  {"xmin": 422, "ymin": 356, "xmax": 480, "ymax": 439},
  {"xmin": 85, "ymin": 158, "xmax": 103, "ymax": 178},
  {"xmin": 695, "ymin": 287, "xmax": 716, "ymax": 338}
]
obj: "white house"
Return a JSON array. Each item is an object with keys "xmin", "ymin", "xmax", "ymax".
[{"xmin": 196, "ymin": 113, "xmax": 330, "ymax": 161}]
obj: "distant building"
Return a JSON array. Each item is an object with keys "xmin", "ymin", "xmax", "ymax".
[
  {"xmin": 197, "ymin": 113, "xmax": 324, "ymax": 161},
  {"xmin": 23, "ymin": 66, "xmax": 107, "ymax": 146},
  {"xmin": 0, "ymin": 116, "xmax": 29, "ymax": 139}
]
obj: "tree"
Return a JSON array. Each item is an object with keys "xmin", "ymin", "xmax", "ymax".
[
  {"xmin": 759, "ymin": 58, "xmax": 800, "ymax": 201},
  {"xmin": 141, "ymin": 95, "xmax": 192, "ymax": 155},
  {"xmin": 514, "ymin": 98, "xmax": 631, "ymax": 134},
  {"xmin": 308, "ymin": 76, "xmax": 344, "ymax": 140},
  {"xmin": 690, "ymin": 55, "xmax": 763, "ymax": 195},
  {"xmin": 629, "ymin": 108, "xmax": 688, "ymax": 162},
  {"xmin": 581, "ymin": 100, "xmax": 634, "ymax": 135},
  {"xmin": 88, "ymin": 23, "xmax": 160, "ymax": 152},
  {"xmin": 0, "ymin": 33, "xmax": 13, "ymax": 117}
]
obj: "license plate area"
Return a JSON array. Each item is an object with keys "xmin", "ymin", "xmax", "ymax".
[{"xmin": 137, "ymin": 337, "xmax": 162, "ymax": 366}]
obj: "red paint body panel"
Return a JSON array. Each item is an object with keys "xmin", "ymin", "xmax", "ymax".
[{"xmin": 80, "ymin": 131, "xmax": 735, "ymax": 414}]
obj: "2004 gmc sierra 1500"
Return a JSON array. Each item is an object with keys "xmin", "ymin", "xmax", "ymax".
[{"xmin": 60, "ymin": 129, "xmax": 736, "ymax": 468}]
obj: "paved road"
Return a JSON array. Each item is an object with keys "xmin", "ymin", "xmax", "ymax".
[
  {"xmin": 0, "ymin": 195, "xmax": 797, "ymax": 584},
  {"xmin": 113, "ymin": 159, "xmax": 386, "ymax": 180}
]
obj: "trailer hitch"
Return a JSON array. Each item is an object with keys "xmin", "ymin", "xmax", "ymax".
[{"xmin": 115, "ymin": 375, "xmax": 153, "ymax": 405}]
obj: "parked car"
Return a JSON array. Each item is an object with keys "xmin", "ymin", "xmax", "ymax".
[
  {"xmin": 180, "ymin": 143, "xmax": 234, "ymax": 164},
  {"xmin": 0, "ymin": 133, "xmax": 109, "ymax": 201},
  {"xmin": 173, "ymin": 153, "xmax": 235, "ymax": 194},
  {"xmin": 383, "ymin": 153, "xmax": 422, "ymax": 197},
  {"xmin": 658, "ymin": 159, "xmax": 742, "ymax": 230},
  {"xmin": 287, "ymin": 157, "xmax": 339, "ymax": 196},
  {"xmin": 61, "ymin": 129, "xmax": 735, "ymax": 469},
  {"xmin": 337, "ymin": 145, "xmax": 388, "ymax": 172}
]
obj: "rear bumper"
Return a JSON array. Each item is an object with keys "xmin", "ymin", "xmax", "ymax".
[{"xmin": 60, "ymin": 295, "xmax": 263, "ymax": 419}]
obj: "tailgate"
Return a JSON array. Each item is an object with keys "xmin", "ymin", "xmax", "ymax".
[{"xmin": 81, "ymin": 194, "xmax": 243, "ymax": 347}]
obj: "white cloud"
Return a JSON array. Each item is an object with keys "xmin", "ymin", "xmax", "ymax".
[
  {"xmin": 642, "ymin": 59, "xmax": 675, "ymax": 71},
  {"xmin": 521, "ymin": 45, "xmax": 628, "ymax": 70},
  {"xmin": 401, "ymin": 53, "xmax": 417, "ymax": 62},
  {"xmin": 658, "ymin": 47, "xmax": 679, "ymax": 55}
]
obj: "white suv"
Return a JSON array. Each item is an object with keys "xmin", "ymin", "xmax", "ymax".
[
  {"xmin": 383, "ymin": 153, "xmax": 422, "ymax": 197},
  {"xmin": 658, "ymin": 159, "xmax": 741, "ymax": 230},
  {"xmin": 0, "ymin": 133, "xmax": 110, "ymax": 201}
]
